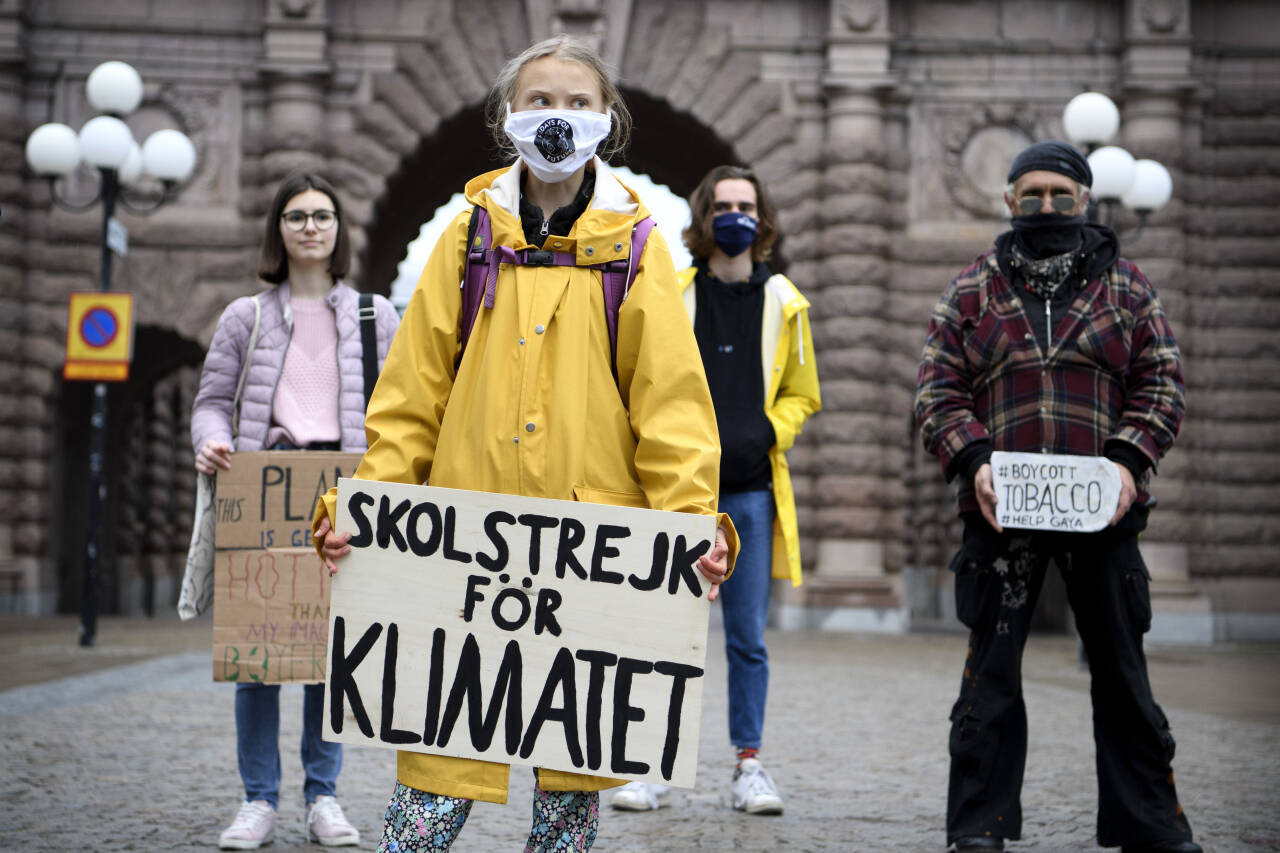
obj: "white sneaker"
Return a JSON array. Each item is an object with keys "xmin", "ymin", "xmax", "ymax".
[
  {"xmin": 219, "ymin": 800, "xmax": 277, "ymax": 849},
  {"xmin": 306, "ymin": 795, "xmax": 361, "ymax": 847},
  {"xmin": 731, "ymin": 758, "xmax": 784, "ymax": 815},
  {"xmin": 610, "ymin": 780, "xmax": 671, "ymax": 811}
]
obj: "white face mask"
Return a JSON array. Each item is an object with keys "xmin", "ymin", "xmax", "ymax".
[{"xmin": 503, "ymin": 106, "xmax": 612, "ymax": 183}]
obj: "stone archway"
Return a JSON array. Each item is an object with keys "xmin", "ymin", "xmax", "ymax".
[{"xmin": 52, "ymin": 326, "xmax": 205, "ymax": 616}]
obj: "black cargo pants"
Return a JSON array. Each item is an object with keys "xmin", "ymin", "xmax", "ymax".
[{"xmin": 945, "ymin": 509, "xmax": 1194, "ymax": 848}]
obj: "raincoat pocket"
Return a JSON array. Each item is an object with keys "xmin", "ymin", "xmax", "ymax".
[{"xmin": 571, "ymin": 484, "xmax": 648, "ymax": 509}]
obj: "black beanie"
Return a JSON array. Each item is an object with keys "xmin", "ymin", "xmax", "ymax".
[{"xmin": 1007, "ymin": 140, "xmax": 1092, "ymax": 188}]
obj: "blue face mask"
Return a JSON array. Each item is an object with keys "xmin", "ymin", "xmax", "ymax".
[{"xmin": 712, "ymin": 211, "xmax": 757, "ymax": 258}]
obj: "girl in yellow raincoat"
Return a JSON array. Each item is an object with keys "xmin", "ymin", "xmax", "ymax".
[{"xmin": 312, "ymin": 35, "xmax": 735, "ymax": 852}]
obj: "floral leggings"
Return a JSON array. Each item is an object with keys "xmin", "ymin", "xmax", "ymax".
[{"xmin": 377, "ymin": 775, "xmax": 600, "ymax": 853}]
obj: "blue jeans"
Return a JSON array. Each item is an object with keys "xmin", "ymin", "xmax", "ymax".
[
  {"xmin": 235, "ymin": 682, "xmax": 342, "ymax": 807},
  {"xmin": 718, "ymin": 489, "xmax": 775, "ymax": 750}
]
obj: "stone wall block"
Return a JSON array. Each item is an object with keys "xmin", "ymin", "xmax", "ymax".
[
  {"xmin": 354, "ymin": 102, "xmax": 418, "ymax": 157},
  {"xmin": 820, "ymin": 280, "xmax": 890, "ymax": 316},
  {"xmin": 452, "ymin": 0, "xmax": 515, "ymax": 85},
  {"xmin": 713, "ymin": 82, "xmax": 783, "ymax": 145},
  {"xmin": 820, "ymin": 378, "xmax": 904, "ymax": 414},
  {"xmin": 25, "ymin": 336, "xmax": 64, "ymax": 371},
  {"xmin": 813, "ymin": 315, "xmax": 888, "ymax": 350},
  {"xmin": 736, "ymin": 112, "xmax": 799, "ymax": 165},
  {"xmin": 21, "ymin": 366, "xmax": 55, "ymax": 398},
  {"xmin": 331, "ymin": 134, "xmax": 400, "ymax": 178},
  {"xmin": 815, "ymin": 506, "xmax": 902, "ymax": 539},
  {"xmin": 371, "ymin": 72, "xmax": 441, "ymax": 139},
  {"xmin": 818, "ymin": 224, "xmax": 888, "ymax": 257},
  {"xmin": 811, "ymin": 444, "xmax": 906, "ymax": 477},
  {"xmin": 1197, "ymin": 514, "xmax": 1279, "ymax": 545},
  {"xmin": 752, "ymin": 147, "xmax": 801, "ymax": 187},
  {"xmin": 1190, "ymin": 545, "xmax": 1280, "ymax": 577},
  {"xmin": 427, "ymin": 26, "xmax": 492, "ymax": 106},
  {"xmin": 823, "ymin": 192, "xmax": 892, "ymax": 226},
  {"xmin": 814, "ymin": 474, "xmax": 907, "ymax": 509},
  {"xmin": 396, "ymin": 44, "xmax": 465, "ymax": 118},
  {"xmin": 814, "ymin": 412, "xmax": 904, "ymax": 446},
  {"xmin": 1192, "ymin": 390, "xmax": 1280, "ymax": 419},
  {"xmin": 634, "ymin": 1, "xmax": 706, "ymax": 96},
  {"xmin": 13, "ymin": 522, "xmax": 42, "ymax": 555},
  {"xmin": 823, "ymin": 162, "xmax": 889, "ymax": 196},
  {"xmin": 686, "ymin": 48, "xmax": 757, "ymax": 125}
]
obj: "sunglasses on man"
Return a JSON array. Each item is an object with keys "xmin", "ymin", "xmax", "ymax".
[{"xmin": 1017, "ymin": 194, "xmax": 1078, "ymax": 216}]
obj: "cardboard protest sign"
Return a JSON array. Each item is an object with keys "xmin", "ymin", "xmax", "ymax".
[
  {"xmin": 212, "ymin": 451, "xmax": 364, "ymax": 683},
  {"xmin": 990, "ymin": 450, "xmax": 1122, "ymax": 532},
  {"xmin": 324, "ymin": 479, "xmax": 717, "ymax": 789}
]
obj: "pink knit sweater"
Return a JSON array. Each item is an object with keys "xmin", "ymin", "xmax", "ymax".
[{"xmin": 266, "ymin": 296, "xmax": 341, "ymax": 448}]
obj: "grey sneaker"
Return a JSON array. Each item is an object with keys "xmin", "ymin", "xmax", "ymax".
[
  {"xmin": 610, "ymin": 781, "xmax": 671, "ymax": 811},
  {"xmin": 731, "ymin": 758, "xmax": 784, "ymax": 815},
  {"xmin": 219, "ymin": 800, "xmax": 276, "ymax": 850},
  {"xmin": 306, "ymin": 795, "xmax": 360, "ymax": 847}
]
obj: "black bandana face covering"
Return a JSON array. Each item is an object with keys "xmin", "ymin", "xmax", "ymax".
[{"xmin": 1010, "ymin": 212, "xmax": 1086, "ymax": 259}]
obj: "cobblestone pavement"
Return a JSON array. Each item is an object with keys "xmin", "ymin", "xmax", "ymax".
[{"xmin": 0, "ymin": 618, "xmax": 1276, "ymax": 852}]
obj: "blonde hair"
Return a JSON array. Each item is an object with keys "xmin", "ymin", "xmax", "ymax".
[{"xmin": 484, "ymin": 34, "xmax": 632, "ymax": 162}]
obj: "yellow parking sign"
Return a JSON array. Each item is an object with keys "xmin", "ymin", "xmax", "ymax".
[{"xmin": 64, "ymin": 292, "xmax": 135, "ymax": 382}]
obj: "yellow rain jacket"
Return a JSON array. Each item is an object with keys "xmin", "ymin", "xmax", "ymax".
[
  {"xmin": 679, "ymin": 267, "xmax": 821, "ymax": 587},
  {"xmin": 313, "ymin": 158, "xmax": 736, "ymax": 803}
]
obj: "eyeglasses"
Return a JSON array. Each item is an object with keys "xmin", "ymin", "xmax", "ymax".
[
  {"xmin": 280, "ymin": 209, "xmax": 337, "ymax": 231},
  {"xmin": 1017, "ymin": 194, "xmax": 1078, "ymax": 215}
]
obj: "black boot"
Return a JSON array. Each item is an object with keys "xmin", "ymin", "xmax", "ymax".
[
  {"xmin": 1120, "ymin": 841, "xmax": 1202, "ymax": 853},
  {"xmin": 952, "ymin": 838, "xmax": 1004, "ymax": 852}
]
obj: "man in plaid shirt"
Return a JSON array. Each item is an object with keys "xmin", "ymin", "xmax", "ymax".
[{"xmin": 914, "ymin": 141, "xmax": 1200, "ymax": 853}]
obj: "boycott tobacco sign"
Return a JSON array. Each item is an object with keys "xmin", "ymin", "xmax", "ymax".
[
  {"xmin": 990, "ymin": 450, "xmax": 1122, "ymax": 532},
  {"xmin": 324, "ymin": 479, "xmax": 718, "ymax": 789}
]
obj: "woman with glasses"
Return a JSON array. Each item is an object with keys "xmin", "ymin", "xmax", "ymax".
[{"xmin": 191, "ymin": 170, "xmax": 400, "ymax": 850}]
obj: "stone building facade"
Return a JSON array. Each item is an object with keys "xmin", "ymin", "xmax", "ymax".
[{"xmin": 2, "ymin": 0, "xmax": 1276, "ymax": 641}]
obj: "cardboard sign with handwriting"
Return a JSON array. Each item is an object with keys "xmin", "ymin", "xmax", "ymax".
[
  {"xmin": 212, "ymin": 451, "xmax": 363, "ymax": 683},
  {"xmin": 324, "ymin": 479, "xmax": 716, "ymax": 788}
]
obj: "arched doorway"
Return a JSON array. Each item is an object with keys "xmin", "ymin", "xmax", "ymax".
[
  {"xmin": 53, "ymin": 326, "xmax": 205, "ymax": 616},
  {"xmin": 359, "ymin": 91, "xmax": 745, "ymax": 296}
]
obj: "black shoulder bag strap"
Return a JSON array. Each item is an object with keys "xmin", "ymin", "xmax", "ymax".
[{"xmin": 358, "ymin": 292, "xmax": 377, "ymax": 413}]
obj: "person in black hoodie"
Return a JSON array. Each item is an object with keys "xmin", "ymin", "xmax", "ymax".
[
  {"xmin": 609, "ymin": 165, "xmax": 821, "ymax": 816},
  {"xmin": 915, "ymin": 141, "xmax": 1199, "ymax": 853}
]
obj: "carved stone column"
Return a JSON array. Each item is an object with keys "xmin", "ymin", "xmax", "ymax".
[
  {"xmin": 777, "ymin": 0, "xmax": 904, "ymax": 630},
  {"xmin": 1122, "ymin": 0, "xmax": 1212, "ymax": 644},
  {"xmin": 255, "ymin": 0, "xmax": 332, "ymax": 181},
  {"xmin": 0, "ymin": 0, "xmax": 38, "ymax": 613}
]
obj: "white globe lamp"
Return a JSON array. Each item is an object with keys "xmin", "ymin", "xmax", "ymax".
[
  {"xmin": 77, "ymin": 115, "xmax": 134, "ymax": 170},
  {"xmin": 86, "ymin": 61, "xmax": 144, "ymax": 116},
  {"xmin": 1063, "ymin": 91, "xmax": 1120, "ymax": 147},
  {"xmin": 1121, "ymin": 159, "xmax": 1173, "ymax": 214},
  {"xmin": 1087, "ymin": 145, "xmax": 1137, "ymax": 201},
  {"xmin": 25, "ymin": 122, "xmax": 81, "ymax": 176},
  {"xmin": 118, "ymin": 142, "xmax": 144, "ymax": 187},
  {"xmin": 141, "ymin": 129, "xmax": 197, "ymax": 183}
]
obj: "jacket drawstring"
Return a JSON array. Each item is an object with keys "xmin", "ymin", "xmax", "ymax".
[{"xmin": 795, "ymin": 311, "xmax": 805, "ymax": 366}]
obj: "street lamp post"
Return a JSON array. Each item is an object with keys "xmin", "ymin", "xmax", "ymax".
[
  {"xmin": 1061, "ymin": 91, "xmax": 1174, "ymax": 237},
  {"xmin": 24, "ymin": 61, "xmax": 196, "ymax": 646}
]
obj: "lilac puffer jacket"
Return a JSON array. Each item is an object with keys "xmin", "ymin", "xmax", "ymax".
[{"xmin": 191, "ymin": 281, "xmax": 400, "ymax": 454}]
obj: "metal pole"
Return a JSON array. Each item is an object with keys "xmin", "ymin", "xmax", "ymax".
[{"xmin": 79, "ymin": 167, "xmax": 119, "ymax": 647}]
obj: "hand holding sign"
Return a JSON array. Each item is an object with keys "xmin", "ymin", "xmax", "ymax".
[{"xmin": 989, "ymin": 451, "xmax": 1123, "ymax": 533}]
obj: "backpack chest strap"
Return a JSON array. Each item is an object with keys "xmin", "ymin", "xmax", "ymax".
[{"xmin": 480, "ymin": 245, "xmax": 628, "ymax": 308}]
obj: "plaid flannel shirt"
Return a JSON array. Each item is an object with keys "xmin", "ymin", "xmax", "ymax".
[{"xmin": 914, "ymin": 249, "xmax": 1185, "ymax": 515}]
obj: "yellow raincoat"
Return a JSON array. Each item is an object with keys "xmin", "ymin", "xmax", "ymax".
[
  {"xmin": 313, "ymin": 158, "xmax": 736, "ymax": 803},
  {"xmin": 679, "ymin": 267, "xmax": 821, "ymax": 587}
]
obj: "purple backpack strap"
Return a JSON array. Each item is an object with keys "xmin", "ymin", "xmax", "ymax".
[
  {"xmin": 600, "ymin": 215, "xmax": 656, "ymax": 369},
  {"xmin": 460, "ymin": 210, "xmax": 656, "ymax": 373},
  {"xmin": 459, "ymin": 206, "xmax": 491, "ymax": 359}
]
